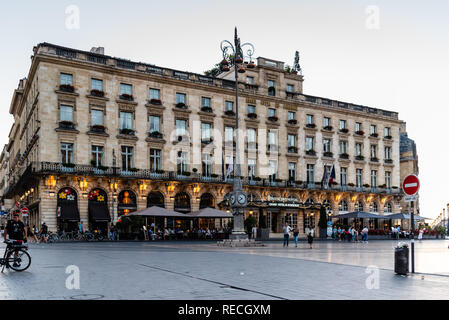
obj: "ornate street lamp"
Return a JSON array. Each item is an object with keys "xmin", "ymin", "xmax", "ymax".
[{"xmin": 220, "ymin": 28, "xmax": 255, "ymax": 240}]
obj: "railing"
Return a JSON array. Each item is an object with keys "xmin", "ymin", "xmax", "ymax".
[{"xmin": 6, "ymin": 162, "xmax": 397, "ymax": 196}]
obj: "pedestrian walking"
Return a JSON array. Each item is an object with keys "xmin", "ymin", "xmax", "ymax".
[
  {"xmin": 332, "ymin": 226, "xmax": 337, "ymax": 240},
  {"xmin": 39, "ymin": 222, "xmax": 48, "ymax": 244},
  {"xmin": 283, "ymin": 223, "xmax": 292, "ymax": 247},
  {"xmin": 78, "ymin": 221, "xmax": 85, "ymax": 234},
  {"xmin": 307, "ymin": 232, "xmax": 314, "ymax": 249},
  {"xmin": 26, "ymin": 224, "xmax": 39, "ymax": 243},
  {"xmin": 418, "ymin": 228, "xmax": 424, "ymax": 242},
  {"xmin": 252, "ymin": 225, "xmax": 257, "ymax": 240},
  {"xmin": 362, "ymin": 226, "xmax": 369, "ymax": 242},
  {"xmin": 293, "ymin": 227, "xmax": 299, "ymax": 247}
]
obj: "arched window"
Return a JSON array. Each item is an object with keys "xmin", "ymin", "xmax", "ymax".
[
  {"xmin": 384, "ymin": 202, "xmax": 392, "ymax": 213},
  {"xmin": 305, "ymin": 198, "xmax": 315, "ymax": 206},
  {"xmin": 147, "ymin": 191, "xmax": 165, "ymax": 208},
  {"xmin": 200, "ymin": 193, "xmax": 215, "ymax": 209},
  {"xmin": 371, "ymin": 202, "xmax": 378, "ymax": 213},
  {"xmin": 174, "ymin": 192, "xmax": 191, "ymax": 213},
  {"xmin": 355, "ymin": 201, "xmax": 364, "ymax": 212},
  {"xmin": 339, "ymin": 200, "xmax": 348, "ymax": 212}
]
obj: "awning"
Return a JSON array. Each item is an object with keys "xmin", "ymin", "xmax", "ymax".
[
  {"xmin": 384, "ymin": 213, "xmax": 428, "ymax": 221},
  {"xmin": 58, "ymin": 203, "xmax": 80, "ymax": 222},
  {"xmin": 188, "ymin": 208, "xmax": 233, "ymax": 218},
  {"xmin": 128, "ymin": 206, "xmax": 189, "ymax": 218},
  {"xmin": 88, "ymin": 202, "xmax": 111, "ymax": 222},
  {"xmin": 335, "ymin": 211, "xmax": 382, "ymax": 219}
]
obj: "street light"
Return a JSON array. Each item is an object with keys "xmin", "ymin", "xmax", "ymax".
[{"xmin": 220, "ymin": 28, "xmax": 255, "ymax": 240}]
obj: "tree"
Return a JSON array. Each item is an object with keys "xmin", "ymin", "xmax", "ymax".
[{"xmin": 244, "ymin": 215, "xmax": 257, "ymax": 233}]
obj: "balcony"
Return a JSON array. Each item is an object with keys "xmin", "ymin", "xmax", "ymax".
[
  {"xmin": 58, "ymin": 121, "xmax": 76, "ymax": 130},
  {"xmin": 355, "ymin": 155, "xmax": 365, "ymax": 161},
  {"xmin": 90, "ymin": 89, "xmax": 104, "ymax": 98},
  {"xmin": 201, "ymin": 138, "xmax": 214, "ymax": 145},
  {"xmin": 323, "ymin": 126, "xmax": 333, "ymax": 132},
  {"xmin": 224, "ymin": 110, "xmax": 235, "ymax": 117},
  {"xmin": 59, "ymin": 84, "xmax": 75, "ymax": 93},
  {"xmin": 339, "ymin": 128, "xmax": 349, "ymax": 134},
  {"xmin": 288, "ymin": 146, "xmax": 298, "ymax": 154},
  {"xmin": 148, "ymin": 131, "xmax": 163, "ymax": 139},
  {"xmin": 119, "ymin": 94, "xmax": 134, "ymax": 101},
  {"xmin": 200, "ymin": 106, "xmax": 213, "ymax": 113},
  {"xmin": 119, "ymin": 128, "xmax": 135, "ymax": 136},
  {"xmin": 384, "ymin": 159, "xmax": 393, "ymax": 164},
  {"xmin": 247, "ymin": 113, "xmax": 257, "ymax": 119},
  {"xmin": 89, "ymin": 125, "xmax": 107, "ymax": 134},
  {"xmin": 175, "ymin": 102, "xmax": 188, "ymax": 110},
  {"xmin": 288, "ymin": 119, "xmax": 297, "ymax": 125},
  {"xmin": 323, "ymin": 151, "xmax": 333, "ymax": 158},
  {"xmin": 305, "ymin": 123, "xmax": 316, "ymax": 129},
  {"xmin": 149, "ymin": 99, "xmax": 162, "ymax": 105},
  {"xmin": 339, "ymin": 153, "xmax": 350, "ymax": 160},
  {"xmin": 267, "ymin": 116, "xmax": 278, "ymax": 122},
  {"xmin": 370, "ymin": 133, "xmax": 379, "ymax": 138},
  {"xmin": 305, "ymin": 150, "xmax": 316, "ymax": 156},
  {"xmin": 355, "ymin": 130, "xmax": 365, "ymax": 136},
  {"xmin": 370, "ymin": 157, "xmax": 379, "ymax": 163}
]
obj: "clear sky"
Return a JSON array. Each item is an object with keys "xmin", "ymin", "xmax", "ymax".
[{"xmin": 0, "ymin": 0, "xmax": 448, "ymax": 219}]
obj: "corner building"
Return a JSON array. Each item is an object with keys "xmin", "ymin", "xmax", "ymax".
[{"xmin": 2, "ymin": 43, "xmax": 405, "ymax": 236}]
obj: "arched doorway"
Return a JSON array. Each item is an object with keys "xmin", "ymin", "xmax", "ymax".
[
  {"xmin": 117, "ymin": 190, "xmax": 137, "ymax": 217},
  {"xmin": 199, "ymin": 193, "xmax": 215, "ymax": 209},
  {"xmin": 57, "ymin": 187, "xmax": 80, "ymax": 232},
  {"xmin": 147, "ymin": 191, "xmax": 165, "ymax": 208},
  {"xmin": 88, "ymin": 188, "xmax": 110, "ymax": 234}
]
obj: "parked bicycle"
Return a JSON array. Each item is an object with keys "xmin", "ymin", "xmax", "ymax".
[{"xmin": 1, "ymin": 240, "xmax": 31, "ymax": 272}]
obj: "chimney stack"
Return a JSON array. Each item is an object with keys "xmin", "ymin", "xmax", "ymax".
[{"xmin": 90, "ymin": 47, "xmax": 105, "ymax": 55}]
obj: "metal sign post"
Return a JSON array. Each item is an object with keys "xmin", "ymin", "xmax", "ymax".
[{"xmin": 402, "ymin": 174, "xmax": 420, "ymax": 274}]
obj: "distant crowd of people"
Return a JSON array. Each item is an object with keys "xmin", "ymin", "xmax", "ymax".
[
  {"xmin": 332, "ymin": 226, "xmax": 369, "ymax": 242},
  {"xmin": 140, "ymin": 224, "xmax": 231, "ymax": 241}
]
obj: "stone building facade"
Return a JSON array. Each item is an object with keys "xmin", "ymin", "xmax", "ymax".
[{"xmin": 1, "ymin": 43, "xmax": 406, "ymax": 235}]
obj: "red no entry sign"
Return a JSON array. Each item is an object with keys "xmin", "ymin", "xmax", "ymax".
[
  {"xmin": 402, "ymin": 175, "xmax": 420, "ymax": 196},
  {"xmin": 20, "ymin": 207, "xmax": 29, "ymax": 216}
]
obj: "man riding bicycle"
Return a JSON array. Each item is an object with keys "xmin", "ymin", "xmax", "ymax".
[{"xmin": 3, "ymin": 212, "xmax": 27, "ymax": 268}]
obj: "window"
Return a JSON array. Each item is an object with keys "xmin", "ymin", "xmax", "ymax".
[
  {"xmin": 286, "ymin": 84, "xmax": 294, "ymax": 92},
  {"xmin": 323, "ymin": 117, "xmax": 331, "ymax": 128},
  {"xmin": 269, "ymin": 160, "xmax": 277, "ymax": 180},
  {"xmin": 370, "ymin": 124, "xmax": 377, "ymax": 135},
  {"xmin": 339, "ymin": 141, "xmax": 347, "ymax": 154},
  {"xmin": 268, "ymin": 130, "xmax": 277, "ymax": 149},
  {"xmin": 288, "ymin": 111, "xmax": 295, "ymax": 121},
  {"xmin": 306, "ymin": 137, "xmax": 314, "ymax": 151},
  {"xmin": 371, "ymin": 202, "xmax": 378, "ymax": 213},
  {"xmin": 385, "ymin": 202, "xmax": 392, "ymax": 213},
  {"xmin": 356, "ymin": 169, "xmax": 363, "ymax": 188},
  {"xmin": 201, "ymin": 123, "xmax": 211, "ymax": 141},
  {"xmin": 177, "ymin": 151, "xmax": 188, "ymax": 175},
  {"xmin": 121, "ymin": 146, "xmax": 134, "ymax": 170},
  {"xmin": 247, "ymin": 105, "xmax": 255, "ymax": 114},
  {"xmin": 91, "ymin": 109, "xmax": 104, "ymax": 126},
  {"xmin": 339, "ymin": 200, "xmax": 348, "ymax": 212},
  {"xmin": 371, "ymin": 170, "xmax": 377, "ymax": 188},
  {"xmin": 384, "ymin": 127, "xmax": 391, "ymax": 137},
  {"xmin": 356, "ymin": 122, "xmax": 362, "ymax": 132},
  {"xmin": 288, "ymin": 162, "xmax": 297, "ymax": 181},
  {"xmin": 356, "ymin": 143, "xmax": 363, "ymax": 156},
  {"xmin": 60, "ymin": 73, "xmax": 73, "ymax": 85},
  {"xmin": 91, "ymin": 145, "xmax": 104, "ymax": 166},
  {"xmin": 149, "ymin": 115, "xmax": 161, "ymax": 133},
  {"xmin": 202, "ymin": 154, "xmax": 212, "ymax": 177},
  {"xmin": 176, "ymin": 93, "xmax": 186, "ymax": 104},
  {"xmin": 370, "ymin": 145, "xmax": 377, "ymax": 158},
  {"xmin": 120, "ymin": 83, "xmax": 132, "ymax": 95},
  {"xmin": 226, "ymin": 101, "xmax": 234, "ymax": 111},
  {"xmin": 91, "ymin": 78, "xmax": 103, "ymax": 91},
  {"xmin": 268, "ymin": 80, "xmax": 275, "ymax": 96},
  {"xmin": 120, "ymin": 112, "xmax": 133, "ymax": 130},
  {"xmin": 201, "ymin": 97, "xmax": 211, "ymax": 107},
  {"xmin": 307, "ymin": 164, "xmax": 315, "ymax": 184},
  {"xmin": 268, "ymin": 108, "xmax": 276, "ymax": 117},
  {"xmin": 385, "ymin": 146, "xmax": 391, "ymax": 160},
  {"xmin": 225, "ymin": 155, "xmax": 235, "ymax": 174},
  {"xmin": 385, "ymin": 171, "xmax": 391, "ymax": 189},
  {"xmin": 248, "ymin": 159, "xmax": 257, "ymax": 177},
  {"xmin": 247, "ymin": 128, "xmax": 256, "ymax": 147},
  {"xmin": 339, "ymin": 120, "xmax": 347, "ymax": 129},
  {"xmin": 340, "ymin": 167, "xmax": 347, "ymax": 187},
  {"xmin": 247, "ymin": 76, "xmax": 254, "ymax": 84},
  {"xmin": 60, "ymin": 105, "xmax": 73, "ymax": 122},
  {"xmin": 60, "ymin": 143, "xmax": 74, "ymax": 164},
  {"xmin": 149, "ymin": 88, "xmax": 160, "ymax": 100},
  {"xmin": 288, "ymin": 134, "xmax": 296, "ymax": 148},
  {"xmin": 306, "ymin": 114, "xmax": 314, "ymax": 125},
  {"xmin": 284, "ymin": 213, "xmax": 298, "ymax": 230},
  {"xmin": 150, "ymin": 149, "xmax": 162, "ymax": 171},
  {"xmin": 176, "ymin": 119, "xmax": 187, "ymax": 137},
  {"xmin": 323, "ymin": 139, "xmax": 331, "ymax": 153},
  {"xmin": 225, "ymin": 126, "xmax": 234, "ymax": 142}
]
